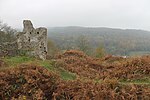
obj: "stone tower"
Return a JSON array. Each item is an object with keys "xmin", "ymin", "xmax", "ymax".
[{"xmin": 16, "ymin": 20, "xmax": 47, "ymax": 60}]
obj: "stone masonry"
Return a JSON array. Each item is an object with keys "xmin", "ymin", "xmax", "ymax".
[{"xmin": 16, "ymin": 20, "xmax": 47, "ymax": 60}]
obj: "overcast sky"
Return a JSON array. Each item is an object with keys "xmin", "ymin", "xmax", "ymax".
[{"xmin": 0, "ymin": 0, "xmax": 150, "ymax": 30}]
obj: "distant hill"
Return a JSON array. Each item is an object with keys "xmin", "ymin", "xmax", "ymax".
[{"xmin": 48, "ymin": 26, "xmax": 150, "ymax": 56}]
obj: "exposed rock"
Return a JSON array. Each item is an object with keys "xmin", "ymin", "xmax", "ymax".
[{"xmin": 16, "ymin": 20, "xmax": 47, "ymax": 60}]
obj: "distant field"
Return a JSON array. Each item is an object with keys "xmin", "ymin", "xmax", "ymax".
[{"xmin": 129, "ymin": 51, "xmax": 150, "ymax": 56}]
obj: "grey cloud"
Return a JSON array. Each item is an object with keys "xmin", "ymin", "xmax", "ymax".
[{"xmin": 0, "ymin": 0, "xmax": 150, "ymax": 30}]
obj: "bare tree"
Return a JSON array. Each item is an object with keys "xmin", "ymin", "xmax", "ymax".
[
  {"xmin": 76, "ymin": 35, "xmax": 91, "ymax": 55},
  {"xmin": 0, "ymin": 20, "xmax": 17, "ymax": 43},
  {"xmin": 47, "ymin": 39, "xmax": 59, "ymax": 58}
]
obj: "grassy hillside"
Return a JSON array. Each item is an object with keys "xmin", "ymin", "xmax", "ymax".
[
  {"xmin": 2, "ymin": 56, "xmax": 76, "ymax": 80},
  {"xmin": 0, "ymin": 50, "xmax": 150, "ymax": 99}
]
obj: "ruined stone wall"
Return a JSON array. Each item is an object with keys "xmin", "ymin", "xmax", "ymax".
[
  {"xmin": 0, "ymin": 41, "xmax": 18, "ymax": 57},
  {"xmin": 16, "ymin": 20, "xmax": 47, "ymax": 60}
]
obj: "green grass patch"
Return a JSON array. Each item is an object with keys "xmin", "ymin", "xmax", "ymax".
[
  {"xmin": 39, "ymin": 60, "xmax": 56, "ymax": 71},
  {"xmin": 120, "ymin": 77, "xmax": 150, "ymax": 85},
  {"xmin": 57, "ymin": 68, "xmax": 76, "ymax": 80},
  {"xmin": 3, "ymin": 56, "xmax": 34, "ymax": 66},
  {"xmin": 3, "ymin": 56, "xmax": 76, "ymax": 80},
  {"xmin": 39, "ymin": 60, "xmax": 76, "ymax": 80}
]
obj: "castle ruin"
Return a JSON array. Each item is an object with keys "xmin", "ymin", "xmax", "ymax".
[{"xmin": 16, "ymin": 20, "xmax": 47, "ymax": 60}]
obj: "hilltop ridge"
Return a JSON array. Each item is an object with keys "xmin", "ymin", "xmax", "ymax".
[{"xmin": 48, "ymin": 27, "xmax": 150, "ymax": 56}]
